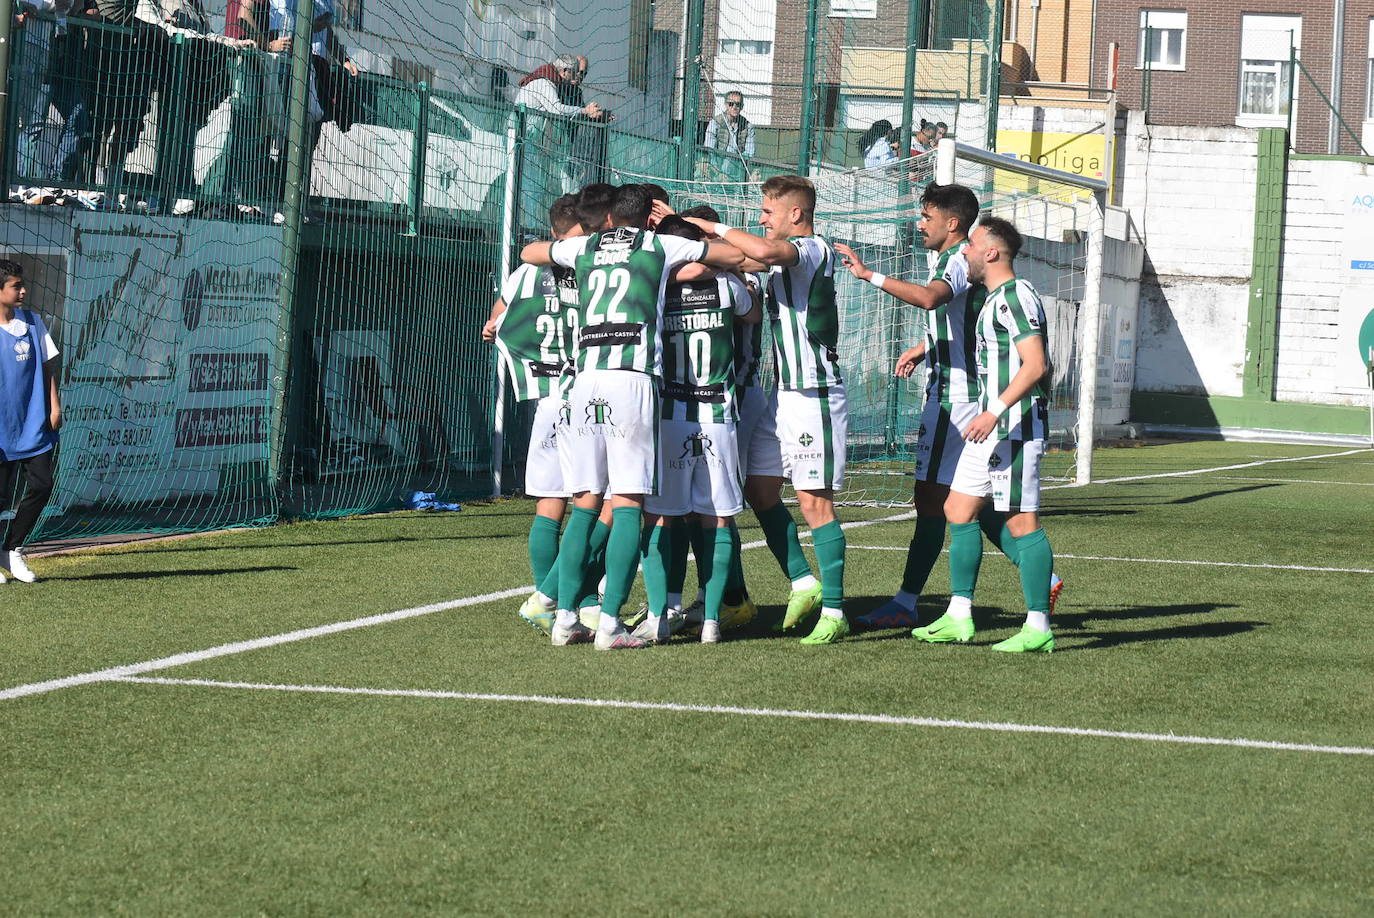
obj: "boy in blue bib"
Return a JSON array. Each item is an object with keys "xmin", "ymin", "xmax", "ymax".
[{"xmin": 0, "ymin": 259, "xmax": 61, "ymax": 583}]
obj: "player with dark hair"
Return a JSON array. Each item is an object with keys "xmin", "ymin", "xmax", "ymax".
[
  {"xmin": 685, "ymin": 174, "xmax": 850, "ymax": 644},
  {"xmin": 917, "ymin": 215, "xmax": 1057, "ymax": 652},
  {"xmin": 835, "ymin": 183, "xmax": 1057, "ymax": 628},
  {"xmin": 575, "ymin": 183, "xmax": 616, "ymax": 233},
  {"xmin": 0, "ymin": 259, "xmax": 60, "ymax": 583},
  {"xmin": 521, "ymin": 185, "xmax": 744, "ymax": 649}
]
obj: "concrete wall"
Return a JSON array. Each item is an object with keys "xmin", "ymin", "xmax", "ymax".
[{"xmin": 1117, "ymin": 110, "xmax": 1258, "ymax": 398}]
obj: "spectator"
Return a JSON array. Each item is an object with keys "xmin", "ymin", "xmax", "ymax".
[
  {"xmin": 910, "ymin": 119, "xmax": 937, "ymax": 155},
  {"xmin": 201, "ymin": 0, "xmax": 272, "ymax": 214},
  {"xmin": 514, "ymin": 54, "xmax": 603, "ymax": 231},
  {"xmin": 0, "ymin": 260, "xmax": 60, "ymax": 584},
  {"xmin": 859, "ymin": 119, "xmax": 896, "ymax": 169},
  {"xmin": 560, "ymin": 55, "xmax": 612, "ymax": 187},
  {"xmin": 934, "ymin": 121, "xmax": 949, "ymax": 142},
  {"xmin": 703, "ymin": 90, "xmax": 754, "ymax": 181}
]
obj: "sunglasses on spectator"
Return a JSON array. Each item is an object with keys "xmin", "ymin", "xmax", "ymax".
[{"xmin": 726, "ymin": 100, "xmax": 743, "ymax": 108}]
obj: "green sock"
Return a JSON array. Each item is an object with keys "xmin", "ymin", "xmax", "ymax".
[
  {"xmin": 540, "ymin": 517, "xmax": 609, "ymax": 599},
  {"xmin": 687, "ymin": 517, "xmax": 714, "ymax": 595},
  {"xmin": 599, "ymin": 507, "xmax": 644, "ymax": 620},
  {"xmin": 811, "ymin": 520, "xmax": 846, "ymax": 611},
  {"xmin": 723, "ymin": 520, "xmax": 747, "ymax": 605},
  {"xmin": 1015, "ymin": 528, "xmax": 1054, "ymax": 614},
  {"xmin": 528, "ymin": 515, "xmax": 561, "ymax": 587},
  {"xmin": 947, "ymin": 521, "xmax": 984, "ymax": 600},
  {"xmin": 978, "ymin": 507, "xmax": 1019, "ymax": 566},
  {"xmin": 666, "ymin": 518, "xmax": 689, "ymax": 596},
  {"xmin": 757, "ymin": 501, "xmax": 812, "ymax": 581},
  {"xmin": 704, "ymin": 525, "xmax": 737, "ymax": 621},
  {"xmin": 639, "ymin": 523, "xmax": 671, "ymax": 616},
  {"xmin": 555, "ymin": 507, "xmax": 598, "ymax": 611},
  {"xmin": 901, "ymin": 515, "xmax": 946, "ymax": 594}
]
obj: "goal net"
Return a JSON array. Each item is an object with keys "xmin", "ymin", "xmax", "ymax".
[{"xmin": 513, "ymin": 139, "xmax": 1105, "ymax": 507}]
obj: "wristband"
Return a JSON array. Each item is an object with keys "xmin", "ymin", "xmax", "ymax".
[
  {"xmin": 867, "ymin": 272, "xmax": 886, "ymax": 289},
  {"xmin": 713, "ymin": 223, "xmax": 734, "ymax": 238},
  {"xmin": 987, "ymin": 396, "xmax": 1008, "ymax": 418}
]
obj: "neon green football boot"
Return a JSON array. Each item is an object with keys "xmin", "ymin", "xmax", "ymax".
[
  {"xmin": 911, "ymin": 612, "xmax": 975, "ymax": 643},
  {"xmin": 799, "ymin": 614, "xmax": 850, "ymax": 645},
  {"xmin": 992, "ymin": 625, "xmax": 1054, "ymax": 653},
  {"xmin": 517, "ymin": 594, "xmax": 555, "ymax": 635},
  {"xmin": 781, "ymin": 582, "xmax": 823, "ymax": 631}
]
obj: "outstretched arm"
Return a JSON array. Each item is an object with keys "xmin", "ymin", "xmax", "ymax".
[
  {"xmin": 682, "ymin": 218, "xmax": 798, "ymax": 266},
  {"xmin": 834, "ymin": 242, "xmax": 950, "ymax": 311}
]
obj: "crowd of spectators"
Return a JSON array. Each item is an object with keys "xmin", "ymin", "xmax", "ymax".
[
  {"xmin": 859, "ymin": 117, "xmax": 948, "ymax": 169},
  {"xmin": 7, "ymin": 0, "xmax": 358, "ymax": 218}
]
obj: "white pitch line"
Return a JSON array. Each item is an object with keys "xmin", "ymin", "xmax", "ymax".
[
  {"xmin": 1207, "ymin": 475, "xmax": 1374, "ymax": 487},
  {"xmin": 1086, "ymin": 448, "xmax": 1372, "ymax": 486},
  {"xmin": 841, "ymin": 544, "xmax": 1374, "ymax": 574},
  {"xmin": 108, "ymin": 676, "xmax": 1374, "ymax": 758}
]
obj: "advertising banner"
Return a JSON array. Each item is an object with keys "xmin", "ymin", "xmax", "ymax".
[{"xmin": 1340, "ymin": 176, "xmax": 1374, "ymax": 394}]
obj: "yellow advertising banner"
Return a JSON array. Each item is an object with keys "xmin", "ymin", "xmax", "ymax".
[{"xmin": 995, "ymin": 129, "xmax": 1107, "ymax": 180}]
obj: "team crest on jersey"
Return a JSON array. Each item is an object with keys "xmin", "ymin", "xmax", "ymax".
[
  {"xmin": 13, "ymin": 339, "xmax": 31, "ymax": 362},
  {"xmin": 798, "ymin": 432, "xmax": 814, "ymax": 447},
  {"xmin": 585, "ymin": 399, "xmax": 614, "ymax": 425},
  {"xmin": 679, "ymin": 432, "xmax": 715, "ymax": 459}
]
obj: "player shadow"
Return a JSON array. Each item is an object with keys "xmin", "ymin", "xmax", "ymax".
[
  {"xmin": 51, "ymin": 565, "xmax": 302, "ymax": 581},
  {"xmin": 1166, "ymin": 482, "xmax": 1280, "ymax": 504},
  {"xmin": 1062, "ymin": 619, "xmax": 1265, "ymax": 651}
]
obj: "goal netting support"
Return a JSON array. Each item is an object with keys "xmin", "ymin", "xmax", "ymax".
[{"xmin": 502, "ymin": 137, "xmax": 1106, "ymax": 506}]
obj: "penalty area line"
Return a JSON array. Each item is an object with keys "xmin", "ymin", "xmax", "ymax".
[{"xmin": 108, "ymin": 676, "xmax": 1374, "ymax": 758}]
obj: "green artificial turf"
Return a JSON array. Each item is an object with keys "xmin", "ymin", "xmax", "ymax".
[{"xmin": 2, "ymin": 441, "xmax": 1372, "ymax": 915}]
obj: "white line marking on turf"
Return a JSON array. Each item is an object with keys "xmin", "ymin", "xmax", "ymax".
[
  {"xmin": 108, "ymin": 676, "xmax": 1374, "ymax": 758},
  {"xmin": 0, "ymin": 585, "xmax": 532, "ymax": 702},
  {"xmin": 0, "ymin": 509, "xmax": 920, "ymax": 704},
  {"xmin": 840, "ymin": 545, "xmax": 1374, "ymax": 574},
  {"xmin": 1085, "ymin": 448, "xmax": 1372, "ymax": 486},
  {"xmin": 1207, "ymin": 475, "xmax": 1374, "ymax": 487}
]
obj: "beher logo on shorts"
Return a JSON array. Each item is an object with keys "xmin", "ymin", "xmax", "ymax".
[
  {"xmin": 679, "ymin": 432, "xmax": 715, "ymax": 458},
  {"xmin": 558, "ymin": 402, "xmax": 572, "ymax": 426},
  {"xmin": 586, "ymin": 398, "xmax": 614, "ymax": 425},
  {"xmin": 988, "ymin": 452, "xmax": 1003, "ymax": 469},
  {"xmin": 798, "ymin": 432, "xmax": 814, "ymax": 447}
]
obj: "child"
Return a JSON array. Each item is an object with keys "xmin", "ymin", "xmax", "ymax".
[{"xmin": 0, "ymin": 259, "xmax": 61, "ymax": 583}]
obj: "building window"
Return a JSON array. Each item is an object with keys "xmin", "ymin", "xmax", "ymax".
[
  {"xmin": 719, "ymin": 39, "xmax": 774, "ymax": 55},
  {"xmin": 829, "ymin": 0, "xmax": 877, "ymax": 18},
  {"xmin": 1366, "ymin": 19, "xmax": 1374, "ymax": 119},
  {"xmin": 1239, "ymin": 14, "xmax": 1301, "ymax": 123},
  {"xmin": 1138, "ymin": 10, "xmax": 1186, "ymax": 70}
]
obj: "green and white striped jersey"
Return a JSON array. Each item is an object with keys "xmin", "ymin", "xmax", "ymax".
[
  {"xmin": 765, "ymin": 235, "xmax": 843, "ymax": 390},
  {"xmin": 494, "ymin": 263, "xmax": 578, "ymax": 401},
  {"xmin": 661, "ymin": 272, "xmax": 754, "ymax": 423},
  {"xmin": 551, "ymin": 227, "xmax": 707, "ymax": 378},
  {"xmin": 733, "ymin": 272, "xmax": 765, "ymax": 390},
  {"xmin": 977, "ymin": 277, "xmax": 1050, "ymax": 440},
  {"xmin": 922, "ymin": 239, "xmax": 984, "ymax": 405}
]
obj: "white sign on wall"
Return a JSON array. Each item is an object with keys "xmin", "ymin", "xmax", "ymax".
[{"xmin": 1339, "ymin": 176, "xmax": 1374, "ymax": 393}]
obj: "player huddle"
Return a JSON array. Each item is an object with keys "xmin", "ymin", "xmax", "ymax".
[{"xmin": 486, "ymin": 176, "xmax": 1061, "ymax": 652}]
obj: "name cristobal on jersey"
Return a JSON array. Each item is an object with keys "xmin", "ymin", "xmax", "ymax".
[
  {"xmin": 923, "ymin": 238, "xmax": 984, "ymax": 405},
  {"xmin": 660, "ymin": 272, "xmax": 754, "ymax": 423},
  {"xmin": 550, "ymin": 227, "xmax": 707, "ymax": 378},
  {"xmin": 494, "ymin": 263, "xmax": 579, "ymax": 401},
  {"xmin": 766, "ymin": 235, "xmax": 842, "ymax": 390},
  {"xmin": 977, "ymin": 277, "xmax": 1051, "ymax": 440}
]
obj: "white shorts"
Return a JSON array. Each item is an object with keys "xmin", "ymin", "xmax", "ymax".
[
  {"xmin": 524, "ymin": 395, "xmax": 571, "ymax": 498},
  {"xmin": 913, "ymin": 399, "xmax": 982, "ymax": 487},
  {"xmin": 560, "ymin": 369, "xmax": 661, "ymax": 497},
  {"xmin": 950, "ymin": 436, "xmax": 1045, "ymax": 513},
  {"xmin": 774, "ymin": 384, "xmax": 847, "ymax": 492},
  {"xmin": 647, "ymin": 419, "xmax": 744, "ymax": 517},
  {"xmin": 736, "ymin": 385, "xmax": 784, "ymax": 479}
]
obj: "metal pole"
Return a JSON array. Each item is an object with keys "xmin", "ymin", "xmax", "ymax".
[
  {"xmin": 1074, "ymin": 194, "xmax": 1106, "ymax": 485},
  {"xmin": 1287, "ymin": 41, "xmax": 1297, "ymax": 147},
  {"xmin": 1105, "ymin": 42, "xmax": 1119, "ymax": 206},
  {"xmin": 406, "ymin": 81, "xmax": 430, "ymax": 237},
  {"xmin": 985, "ymin": 0, "xmax": 1005, "ymax": 150},
  {"xmin": 0, "ymin": 0, "xmax": 16, "ymax": 191},
  {"xmin": 797, "ymin": 0, "xmax": 820, "ymax": 175},
  {"xmin": 678, "ymin": 0, "xmax": 705, "ymax": 180},
  {"xmin": 266, "ymin": 1, "xmax": 320, "ymax": 497},
  {"xmin": 493, "ymin": 104, "xmax": 524, "ymax": 497},
  {"xmin": 897, "ymin": 0, "xmax": 924, "ymax": 176},
  {"xmin": 1330, "ymin": 0, "xmax": 1344, "ymax": 154}
]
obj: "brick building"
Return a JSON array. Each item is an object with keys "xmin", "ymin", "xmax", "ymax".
[{"xmin": 1096, "ymin": 0, "xmax": 1374, "ymax": 153}]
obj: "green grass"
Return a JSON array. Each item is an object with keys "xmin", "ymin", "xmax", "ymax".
[{"xmin": 3, "ymin": 440, "xmax": 1372, "ymax": 915}]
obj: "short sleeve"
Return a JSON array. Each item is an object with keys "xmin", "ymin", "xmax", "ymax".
[
  {"xmin": 1005, "ymin": 283, "xmax": 1044, "ymax": 341},
  {"xmin": 790, "ymin": 237, "xmax": 827, "ymax": 273},
  {"xmin": 660, "ymin": 235, "xmax": 708, "ymax": 270},
  {"xmin": 938, "ymin": 250, "xmax": 970, "ymax": 300},
  {"xmin": 500, "ymin": 264, "xmax": 537, "ymax": 305},
  {"xmin": 725, "ymin": 274, "xmax": 754, "ymax": 316},
  {"xmin": 549, "ymin": 236, "xmax": 590, "ymax": 269},
  {"xmin": 41, "ymin": 332, "xmax": 58, "ymax": 362}
]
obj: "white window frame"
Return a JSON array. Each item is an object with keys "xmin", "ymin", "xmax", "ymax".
[
  {"xmin": 829, "ymin": 0, "xmax": 877, "ymax": 19},
  {"xmin": 1137, "ymin": 10, "xmax": 1187, "ymax": 71},
  {"xmin": 1237, "ymin": 14, "xmax": 1301, "ymax": 127}
]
